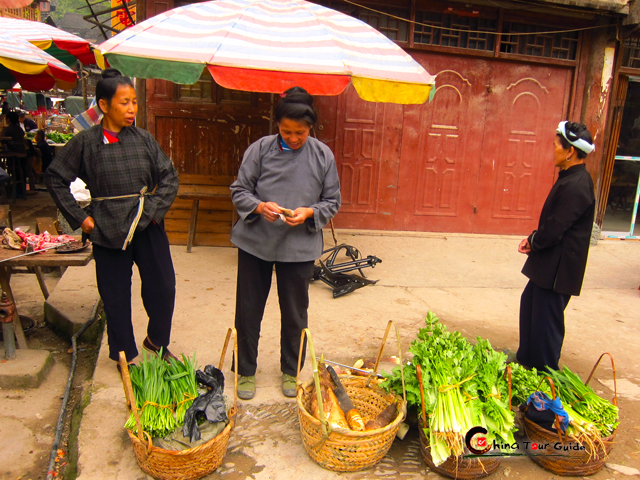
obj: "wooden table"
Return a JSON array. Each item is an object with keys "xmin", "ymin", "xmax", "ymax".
[
  {"xmin": 177, "ymin": 179, "xmax": 235, "ymax": 252},
  {"xmin": 0, "ymin": 245, "xmax": 93, "ymax": 359}
]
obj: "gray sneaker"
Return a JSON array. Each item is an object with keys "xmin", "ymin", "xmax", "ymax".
[
  {"xmin": 238, "ymin": 375, "xmax": 256, "ymax": 400},
  {"xmin": 282, "ymin": 374, "xmax": 297, "ymax": 397}
]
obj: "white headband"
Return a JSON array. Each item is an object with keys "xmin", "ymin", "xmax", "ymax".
[{"xmin": 556, "ymin": 121, "xmax": 595, "ymax": 154}]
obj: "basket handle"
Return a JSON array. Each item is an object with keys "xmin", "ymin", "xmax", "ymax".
[
  {"xmin": 296, "ymin": 327, "xmax": 330, "ymax": 439},
  {"xmin": 119, "ymin": 351, "xmax": 145, "ymax": 445},
  {"xmin": 369, "ymin": 320, "xmax": 406, "ymax": 403},
  {"xmin": 504, "ymin": 364, "xmax": 512, "ymax": 410},
  {"xmin": 218, "ymin": 327, "xmax": 238, "ymax": 414},
  {"xmin": 532, "ymin": 375, "xmax": 565, "ymax": 444},
  {"xmin": 585, "ymin": 352, "xmax": 617, "ymax": 407}
]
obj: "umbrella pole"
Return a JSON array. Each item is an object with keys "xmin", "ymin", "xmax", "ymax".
[
  {"xmin": 80, "ymin": 62, "xmax": 88, "ymax": 111},
  {"xmin": 269, "ymin": 93, "xmax": 274, "ymax": 135}
]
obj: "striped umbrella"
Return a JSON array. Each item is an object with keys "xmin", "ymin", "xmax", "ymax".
[
  {"xmin": 0, "ymin": 17, "xmax": 95, "ymax": 66},
  {"xmin": 0, "ymin": 33, "xmax": 78, "ymax": 91},
  {"xmin": 0, "ymin": 0, "xmax": 33, "ymax": 7},
  {"xmin": 97, "ymin": 0, "xmax": 435, "ymax": 104}
]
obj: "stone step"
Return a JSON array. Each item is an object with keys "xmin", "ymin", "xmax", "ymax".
[{"xmin": 44, "ymin": 260, "xmax": 101, "ymax": 342}]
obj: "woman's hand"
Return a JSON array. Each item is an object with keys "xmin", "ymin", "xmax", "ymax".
[
  {"xmin": 256, "ymin": 201, "xmax": 282, "ymax": 223},
  {"xmin": 518, "ymin": 238, "xmax": 532, "ymax": 254},
  {"xmin": 81, "ymin": 216, "xmax": 95, "ymax": 234},
  {"xmin": 285, "ymin": 207, "xmax": 314, "ymax": 227}
]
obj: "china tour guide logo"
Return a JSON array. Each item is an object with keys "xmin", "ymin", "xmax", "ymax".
[
  {"xmin": 465, "ymin": 427, "xmax": 492, "ymax": 455},
  {"xmin": 464, "ymin": 426, "xmax": 586, "ymax": 458}
]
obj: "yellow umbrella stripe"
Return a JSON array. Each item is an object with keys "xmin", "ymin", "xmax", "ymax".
[
  {"xmin": 94, "ymin": 49, "xmax": 107, "ymax": 70},
  {"xmin": 30, "ymin": 39, "xmax": 53, "ymax": 50},
  {"xmin": 0, "ymin": 56, "xmax": 48, "ymax": 75},
  {"xmin": 351, "ymin": 76, "xmax": 434, "ymax": 105}
]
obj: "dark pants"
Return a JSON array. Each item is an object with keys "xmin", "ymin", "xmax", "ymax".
[
  {"xmin": 93, "ymin": 221, "xmax": 176, "ymax": 362},
  {"xmin": 517, "ymin": 280, "xmax": 571, "ymax": 372},
  {"xmin": 235, "ymin": 248, "xmax": 315, "ymax": 377}
]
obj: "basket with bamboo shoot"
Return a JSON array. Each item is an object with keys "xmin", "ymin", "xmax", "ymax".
[
  {"xmin": 520, "ymin": 353, "xmax": 619, "ymax": 476},
  {"xmin": 119, "ymin": 328, "xmax": 238, "ymax": 480},
  {"xmin": 296, "ymin": 321, "xmax": 407, "ymax": 472}
]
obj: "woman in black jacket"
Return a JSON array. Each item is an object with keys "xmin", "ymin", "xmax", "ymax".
[{"xmin": 517, "ymin": 121, "xmax": 595, "ymax": 372}]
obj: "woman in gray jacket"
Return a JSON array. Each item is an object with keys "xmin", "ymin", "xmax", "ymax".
[{"xmin": 230, "ymin": 87, "xmax": 341, "ymax": 399}]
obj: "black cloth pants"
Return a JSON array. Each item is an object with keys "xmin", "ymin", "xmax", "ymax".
[
  {"xmin": 235, "ymin": 248, "xmax": 315, "ymax": 377},
  {"xmin": 93, "ymin": 221, "xmax": 176, "ymax": 362},
  {"xmin": 517, "ymin": 280, "xmax": 571, "ymax": 372}
]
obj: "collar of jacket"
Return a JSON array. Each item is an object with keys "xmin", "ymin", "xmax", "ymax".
[
  {"xmin": 558, "ymin": 162, "xmax": 587, "ymax": 178},
  {"xmin": 274, "ymin": 133, "xmax": 309, "ymax": 155},
  {"xmin": 90, "ymin": 123, "xmax": 133, "ymax": 143}
]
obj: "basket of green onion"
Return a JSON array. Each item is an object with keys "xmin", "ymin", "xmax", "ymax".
[
  {"xmin": 120, "ymin": 328, "xmax": 238, "ymax": 480},
  {"xmin": 521, "ymin": 353, "xmax": 618, "ymax": 477}
]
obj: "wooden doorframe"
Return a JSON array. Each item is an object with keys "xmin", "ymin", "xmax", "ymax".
[{"xmin": 596, "ymin": 72, "xmax": 629, "ymax": 226}]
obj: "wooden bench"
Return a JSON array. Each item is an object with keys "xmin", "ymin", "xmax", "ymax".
[{"xmin": 172, "ymin": 174, "xmax": 237, "ymax": 252}]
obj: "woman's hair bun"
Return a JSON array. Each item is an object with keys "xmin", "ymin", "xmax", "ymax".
[
  {"xmin": 281, "ymin": 86, "xmax": 313, "ymax": 106},
  {"xmin": 101, "ymin": 68, "xmax": 123, "ymax": 80}
]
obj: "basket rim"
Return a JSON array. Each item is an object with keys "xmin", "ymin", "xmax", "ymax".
[
  {"xmin": 296, "ymin": 377, "xmax": 406, "ymax": 437},
  {"xmin": 126, "ymin": 406, "xmax": 236, "ymax": 457}
]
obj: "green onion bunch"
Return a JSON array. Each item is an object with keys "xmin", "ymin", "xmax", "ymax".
[
  {"xmin": 166, "ymin": 354, "xmax": 199, "ymax": 426},
  {"xmin": 547, "ymin": 366, "xmax": 619, "ymax": 437},
  {"xmin": 124, "ymin": 350, "xmax": 199, "ymax": 439}
]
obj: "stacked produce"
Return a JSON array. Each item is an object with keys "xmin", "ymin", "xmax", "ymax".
[
  {"xmin": 308, "ymin": 360, "xmax": 398, "ymax": 432},
  {"xmin": 46, "ymin": 132, "xmax": 74, "ymax": 144},
  {"xmin": 510, "ymin": 363, "xmax": 618, "ymax": 456},
  {"xmin": 382, "ymin": 312, "xmax": 515, "ymax": 466},
  {"xmin": 124, "ymin": 350, "xmax": 199, "ymax": 438}
]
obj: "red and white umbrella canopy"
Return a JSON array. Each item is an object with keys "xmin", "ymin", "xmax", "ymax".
[
  {"xmin": 0, "ymin": 0, "xmax": 33, "ymax": 8},
  {"xmin": 98, "ymin": 0, "xmax": 435, "ymax": 104},
  {"xmin": 0, "ymin": 32, "xmax": 78, "ymax": 91},
  {"xmin": 0, "ymin": 17, "xmax": 95, "ymax": 65}
]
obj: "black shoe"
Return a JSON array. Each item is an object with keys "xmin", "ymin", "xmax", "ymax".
[
  {"xmin": 143, "ymin": 336, "xmax": 179, "ymax": 362},
  {"xmin": 116, "ymin": 362, "xmax": 135, "ymax": 375}
]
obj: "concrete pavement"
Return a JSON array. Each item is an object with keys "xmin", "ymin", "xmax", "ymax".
[{"xmin": 73, "ymin": 230, "xmax": 640, "ymax": 480}]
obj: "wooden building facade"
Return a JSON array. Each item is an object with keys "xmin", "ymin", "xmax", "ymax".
[{"xmin": 136, "ymin": 0, "xmax": 633, "ymax": 245}]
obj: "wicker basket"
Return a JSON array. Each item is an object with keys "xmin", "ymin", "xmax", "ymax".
[
  {"xmin": 523, "ymin": 353, "xmax": 618, "ymax": 477},
  {"xmin": 119, "ymin": 328, "xmax": 238, "ymax": 480},
  {"xmin": 295, "ymin": 321, "xmax": 407, "ymax": 472},
  {"xmin": 418, "ymin": 419, "xmax": 502, "ymax": 480}
]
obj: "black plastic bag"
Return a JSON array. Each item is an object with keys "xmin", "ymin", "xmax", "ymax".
[
  {"xmin": 521, "ymin": 402, "xmax": 557, "ymax": 432},
  {"xmin": 182, "ymin": 365, "xmax": 228, "ymax": 442}
]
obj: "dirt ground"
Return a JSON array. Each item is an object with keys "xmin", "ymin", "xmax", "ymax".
[
  {"xmin": 1, "ymin": 192, "xmax": 640, "ymax": 480},
  {"xmin": 0, "ymin": 193, "xmax": 101, "ymax": 480},
  {"xmin": 75, "ymin": 232, "xmax": 640, "ymax": 480}
]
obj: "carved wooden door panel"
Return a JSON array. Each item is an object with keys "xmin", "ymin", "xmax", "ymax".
[
  {"xmin": 395, "ymin": 53, "xmax": 489, "ymax": 232},
  {"xmin": 475, "ymin": 62, "xmax": 572, "ymax": 234},
  {"xmin": 328, "ymin": 84, "xmax": 404, "ymax": 230}
]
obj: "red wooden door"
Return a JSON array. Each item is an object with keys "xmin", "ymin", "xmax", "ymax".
[
  {"xmin": 323, "ymin": 85, "xmax": 404, "ymax": 230},
  {"xmin": 475, "ymin": 62, "xmax": 573, "ymax": 234},
  {"xmin": 395, "ymin": 53, "xmax": 489, "ymax": 232},
  {"xmin": 318, "ymin": 53, "xmax": 572, "ymax": 236}
]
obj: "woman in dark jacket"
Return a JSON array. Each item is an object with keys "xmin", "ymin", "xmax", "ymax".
[
  {"xmin": 516, "ymin": 121, "xmax": 595, "ymax": 372},
  {"xmin": 46, "ymin": 69, "xmax": 179, "ymax": 369}
]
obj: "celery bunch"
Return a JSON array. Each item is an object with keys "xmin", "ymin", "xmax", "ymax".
[{"xmin": 382, "ymin": 312, "xmax": 515, "ymax": 466}]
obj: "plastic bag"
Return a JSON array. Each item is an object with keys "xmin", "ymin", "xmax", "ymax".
[{"xmin": 182, "ymin": 365, "xmax": 228, "ymax": 442}]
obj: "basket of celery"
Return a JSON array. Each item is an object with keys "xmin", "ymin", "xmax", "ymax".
[
  {"xmin": 296, "ymin": 321, "xmax": 407, "ymax": 472},
  {"xmin": 383, "ymin": 312, "xmax": 516, "ymax": 479},
  {"xmin": 119, "ymin": 328, "xmax": 238, "ymax": 480},
  {"xmin": 521, "ymin": 353, "xmax": 618, "ymax": 476},
  {"xmin": 415, "ymin": 362, "xmax": 506, "ymax": 480}
]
